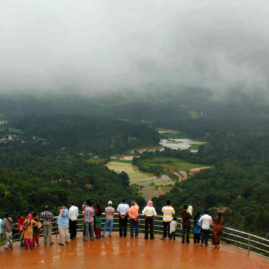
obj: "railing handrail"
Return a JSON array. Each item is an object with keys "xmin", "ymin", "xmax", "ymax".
[{"xmin": 5, "ymin": 213, "xmax": 269, "ymax": 257}]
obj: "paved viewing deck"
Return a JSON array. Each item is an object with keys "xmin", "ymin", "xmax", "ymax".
[{"xmin": 1, "ymin": 234, "xmax": 269, "ymax": 269}]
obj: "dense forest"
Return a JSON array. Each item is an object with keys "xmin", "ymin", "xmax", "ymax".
[
  {"xmin": 0, "ymin": 152, "xmax": 144, "ymax": 217},
  {"xmin": 0, "ymin": 114, "xmax": 159, "ymax": 216},
  {"xmin": 7, "ymin": 114, "xmax": 159, "ymax": 156},
  {"xmin": 137, "ymin": 132, "xmax": 269, "ymax": 235}
]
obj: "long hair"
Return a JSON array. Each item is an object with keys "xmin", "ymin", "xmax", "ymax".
[{"xmin": 96, "ymin": 205, "xmax": 102, "ymax": 216}]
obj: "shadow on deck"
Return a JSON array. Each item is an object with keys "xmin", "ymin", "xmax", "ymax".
[{"xmin": 0, "ymin": 233, "xmax": 269, "ymax": 269}]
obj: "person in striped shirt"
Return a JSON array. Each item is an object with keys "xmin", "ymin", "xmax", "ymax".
[
  {"xmin": 161, "ymin": 200, "xmax": 175, "ymax": 240},
  {"xmin": 40, "ymin": 205, "xmax": 54, "ymax": 246}
]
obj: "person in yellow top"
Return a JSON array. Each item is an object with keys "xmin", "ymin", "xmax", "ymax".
[
  {"xmin": 22, "ymin": 214, "xmax": 38, "ymax": 250},
  {"xmin": 161, "ymin": 200, "xmax": 175, "ymax": 240},
  {"xmin": 128, "ymin": 201, "xmax": 139, "ymax": 238}
]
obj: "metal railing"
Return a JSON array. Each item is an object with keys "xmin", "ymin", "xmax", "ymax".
[{"xmin": 6, "ymin": 214, "xmax": 269, "ymax": 257}]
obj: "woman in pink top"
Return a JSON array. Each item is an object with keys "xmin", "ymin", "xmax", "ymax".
[{"xmin": 129, "ymin": 201, "xmax": 139, "ymax": 238}]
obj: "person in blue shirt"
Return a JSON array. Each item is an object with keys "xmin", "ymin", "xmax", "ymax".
[
  {"xmin": 57, "ymin": 204, "xmax": 69, "ymax": 246},
  {"xmin": 193, "ymin": 212, "xmax": 202, "ymax": 243}
]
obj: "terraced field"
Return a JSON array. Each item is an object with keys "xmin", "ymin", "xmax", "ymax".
[
  {"xmin": 107, "ymin": 158, "xmax": 212, "ymax": 200},
  {"xmin": 106, "ymin": 161, "xmax": 174, "ymax": 199}
]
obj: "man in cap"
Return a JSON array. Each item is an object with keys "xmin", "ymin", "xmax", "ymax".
[{"xmin": 102, "ymin": 201, "xmax": 115, "ymax": 237}]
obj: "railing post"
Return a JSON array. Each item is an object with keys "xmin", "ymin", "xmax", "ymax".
[
  {"xmin": 248, "ymin": 235, "xmax": 251, "ymax": 256},
  {"xmin": 56, "ymin": 221, "xmax": 58, "ymax": 239}
]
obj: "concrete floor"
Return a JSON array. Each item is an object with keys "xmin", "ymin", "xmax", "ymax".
[{"xmin": 1, "ymin": 233, "xmax": 269, "ymax": 269}]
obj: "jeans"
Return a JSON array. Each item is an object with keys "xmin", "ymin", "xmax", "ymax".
[
  {"xmin": 84, "ymin": 222, "xmax": 94, "ymax": 240},
  {"xmin": 43, "ymin": 221, "xmax": 52, "ymax": 244},
  {"xmin": 102, "ymin": 220, "xmax": 114, "ymax": 236},
  {"xmin": 194, "ymin": 233, "xmax": 201, "ymax": 243},
  {"xmin": 201, "ymin": 229, "xmax": 210, "ymax": 246},
  {"xmin": 69, "ymin": 220, "xmax": 77, "ymax": 239},
  {"xmin": 145, "ymin": 217, "xmax": 154, "ymax": 239},
  {"xmin": 182, "ymin": 226, "xmax": 190, "ymax": 243},
  {"xmin": 130, "ymin": 219, "xmax": 139, "ymax": 238},
  {"xmin": 162, "ymin": 221, "xmax": 170, "ymax": 239},
  {"xmin": 119, "ymin": 216, "xmax": 128, "ymax": 237}
]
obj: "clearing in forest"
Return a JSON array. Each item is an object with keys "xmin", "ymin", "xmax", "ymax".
[{"xmin": 137, "ymin": 157, "xmax": 208, "ymax": 175}]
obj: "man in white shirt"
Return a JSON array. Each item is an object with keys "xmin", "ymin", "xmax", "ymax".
[
  {"xmin": 198, "ymin": 210, "xmax": 212, "ymax": 247},
  {"xmin": 69, "ymin": 202, "xmax": 79, "ymax": 239},
  {"xmin": 117, "ymin": 199, "xmax": 129, "ymax": 237},
  {"xmin": 161, "ymin": 200, "xmax": 175, "ymax": 240}
]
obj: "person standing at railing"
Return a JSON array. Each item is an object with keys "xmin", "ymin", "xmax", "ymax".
[
  {"xmin": 193, "ymin": 212, "xmax": 202, "ymax": 244},
  {"xmin": 161, "ymin": 200, "xmax": 175, "ymax": 240},
  {"xmin": 129, "ymin": 201, "xmax": 139, "ymax": 238},
  {"xmin": 57, "ymin": 204, "xmax": 70, "ymax": 246},
  {"xmin": 169, "ymin": 217, "xmax": 178, "ymax": 241},
  {"xmin": 117, "ymin": 199, "xmax": 129, "ymax": 238},
  {"xmin": 82, "ymin": 200, "xmax": 95, "ymax": 241},
  {"xmin": 22, "ymin": 213, "xmax": 38, "ymax": 250},
  {"xmin": 212, "ymin": 212, "xmax": 225, "ymax": 249},
  {"xmin": 102, "ymin": 201, "xmax": 115, "ymax": 237},
  {"xmin": 181, "ymin": 205, "xmax": 191, "ymax": 243},
  {"xmin": 187, "ymin": 205, "xmax": 193, "ymax": 216},
  {"xmin": 40, "ymin": 205, "xmax": 54, "ymax": 246},
  {"xmin": 69, "ymin": 202, "xmax": 79, "ymax": 240},
  {"xmin": 17, "ymin": 211, "xmax": 26, "ymax": 247},
  {"xmin": 0, "ymin": 217, "xmax": 2, "ymax": 240},
  {"xmin": 198, "ymin": 210, "xmax": 212, "ymax": 247},
  {"xmin": 94, "ymin": 205, "xmax": 102, "ymax": 239},
  {"xmin": 142, "ymin": 200, "xmax": 157, "ymax": 240},
  {"xmin": 32, "ymin": 212, "xmax": 41, "ymax": 247},
  {"xmin": 2, "ymin": 214, "xmax": 13, "ymax": 250}
]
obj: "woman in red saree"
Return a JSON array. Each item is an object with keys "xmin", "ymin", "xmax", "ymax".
[
  {"xmin": 212, "ymin": 212, "xmax": 225, "ymax": 249},
  {"xmin": 17, "ymin": 212, "xmax": 26, "ymax": 247}
]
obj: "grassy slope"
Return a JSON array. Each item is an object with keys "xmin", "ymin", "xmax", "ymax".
[{"xmin": 137, "ymin": 156, "xmax": 208, "ymax": 175}]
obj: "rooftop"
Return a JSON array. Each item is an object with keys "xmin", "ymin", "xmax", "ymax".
[{"xmin": 1, "ymin": 233, "xmax": 268, "ymax": 269}]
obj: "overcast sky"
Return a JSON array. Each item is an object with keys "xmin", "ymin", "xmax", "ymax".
[{"xmin": 0, "ymin": 0, "xmax": 269, "ymax": 98}]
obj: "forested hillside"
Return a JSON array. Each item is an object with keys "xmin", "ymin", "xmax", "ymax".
[
  {"xmin": 149, "ymin": 131, "xmax": 269, "ymax": 236},
  {"xmin": 0, "ymin": 152, "xmax": 144, "ymax": 217},
  {"xmin": 0, "ymin": 90, "xmax": 269, "ymax": 237},
  {"xmin": 0, "ymin": 114, "xmax": 157, "ymax": 216},
  {"xmin": 3, "ymin": 114, "xmax": 159, "ymax": 156}
]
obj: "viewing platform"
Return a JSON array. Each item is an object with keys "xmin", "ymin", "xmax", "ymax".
[
  {"xmin": 1, "ymin": 214, "xmax": 269, "ymax": 268},
  {"xmin": 1, "ymin": 233, "xmax": 269, "ymax": 269}
]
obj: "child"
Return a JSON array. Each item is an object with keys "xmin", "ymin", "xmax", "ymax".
[
  {"xmin": 32, "ymin": 212, "xmax": 41, "ymax": 247},
  {"xmin": 94, "ymin": 205, "xmax": 102, "ymax": 239},
  {"xmin": 169, "ymin": 216, "xmax": 178, "ymax": 240}
]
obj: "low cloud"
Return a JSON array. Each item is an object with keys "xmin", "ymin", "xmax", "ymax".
[{"xmin": 0, "ymin": 0, "xmax": 269, "ymax": 99}]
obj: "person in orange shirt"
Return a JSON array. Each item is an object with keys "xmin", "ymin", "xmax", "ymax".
[{"xmin": 129, "ymin": 201, "xmax": 139, "ymax": 238}]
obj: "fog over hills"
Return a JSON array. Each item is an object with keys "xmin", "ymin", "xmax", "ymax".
[
  {"xmin": 2, "ymin": 1, "xmax": 269, "ymax": 248},
  {"xmin": 0, "ymin": 0, "xmax": 269, "ymax": 100}
]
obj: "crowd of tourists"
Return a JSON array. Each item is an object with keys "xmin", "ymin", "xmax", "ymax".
[{"xmin": 0, "ymin": 199, "xmax": 225, "ymax": 251}]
